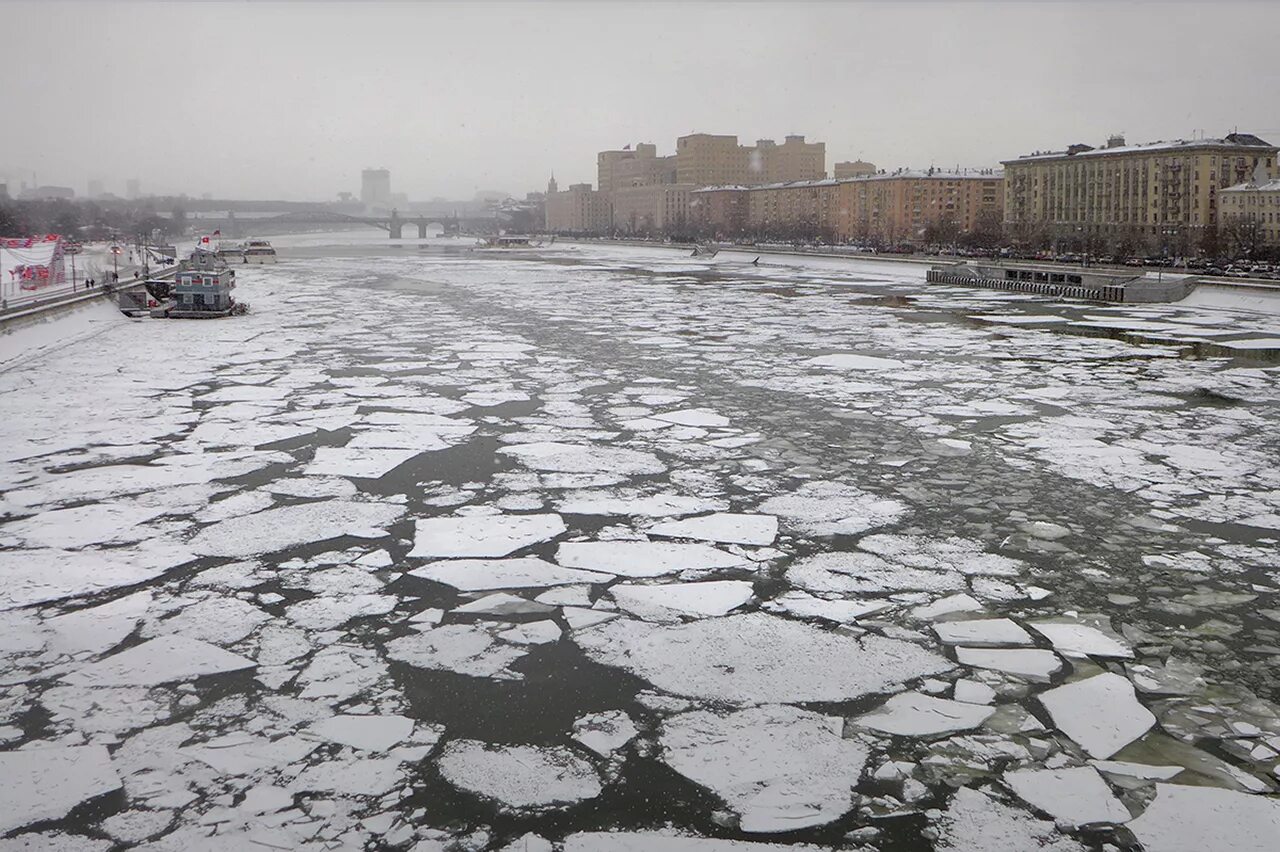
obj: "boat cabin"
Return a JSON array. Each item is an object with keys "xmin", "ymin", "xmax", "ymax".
[{"xmin": 172, "ymin": 248, "xmax": 236, "ymax": 313}]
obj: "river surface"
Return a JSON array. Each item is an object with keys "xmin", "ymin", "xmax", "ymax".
[{"xmin": 1, "ymin": 232, "xmax": 1278, "ymax": 850}]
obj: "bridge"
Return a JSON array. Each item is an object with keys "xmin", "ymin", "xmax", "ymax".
[{"xmin": 247, "ymin": 209, "xmax": 499, "ymax": 238}]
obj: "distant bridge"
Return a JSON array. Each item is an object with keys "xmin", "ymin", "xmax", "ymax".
[{"xmin": 250, "ymin": 209, "xmax": 499, "ymax": 238}]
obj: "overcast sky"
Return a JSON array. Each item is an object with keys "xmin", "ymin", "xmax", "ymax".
[{"xmin": 6, "ymin": 0, "xmax": 1279, "ymax": 201}]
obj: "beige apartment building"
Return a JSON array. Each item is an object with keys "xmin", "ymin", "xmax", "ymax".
[
  {"xmin": 612, "ymin": 183, "xmax": 696, "ymax": 235},
  {"xmin": 598, "ymin": 143, "xmax": 677, "ymax": 196},
  {"xmin": 545, "ymin": 180, "xmax": 610, "ymax": 234},
  {"xmin": 692, "ymin": 170, "xmax": 1003, "ymax": 243},
  {"xmin": 1220, "ymin": 172, "xmax": 1280, "ymax": 253},
  {"xmin": 753, "ymin": 135, "xmax": 826, "ymax": 183},
  {"xmin": 834, "ymin": 160, "xmax": 877, "ymax": 179},
  {"xmin": 1002, "ymin": 132, "xmax": 1278, "ymax": 251},
  {"xmin": 675, "ymin": 133, "xmax": 826, "ymax": 188}
]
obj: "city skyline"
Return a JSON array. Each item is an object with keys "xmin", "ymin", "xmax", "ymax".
[{"xmin": 5, "ymin": 1, "xmax": 1280, "ymax": 201}]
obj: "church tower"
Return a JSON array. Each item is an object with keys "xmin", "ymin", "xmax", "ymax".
[{"xmin": 547, "ymin": 172, "xmax": 558, "ymax": 195}]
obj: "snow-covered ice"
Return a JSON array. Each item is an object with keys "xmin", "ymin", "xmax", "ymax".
[
  {"xmin": 1002, "ymin": 766, "xmax": 1131, "ymax": 827},
  {"xmin": 436, "ymin": 740, "xmax": 603, "ymax": 812},
  {"xmin": 1037, "ymin": 672, "xmax": 1156, "ymax": 758},
  {"xmin": 648, "ymin": 513, "xmax": 778, "ymax": 546},
  {"xmin": 0, "ymin": 745, "xmax": 121, "ymax": 834},
  {"xmin": 409, "ymin": 513, "xmax": 567, "ymax": 558},
  {"xmin": 856, "ymin": 692, "xmax": 996, "ymax": 737}
]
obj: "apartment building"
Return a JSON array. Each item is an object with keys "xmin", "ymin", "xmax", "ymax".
[
  {"xmin": 834, "ymin": 160, "xmax": 877, "ymax": 179},
  {"xmin": 676, "ymin": 134, "xmax": 748, "ymax": 187},
  {"xmin": 1002, "ymin": 132, "xmax": 1278, "ymax": 249},
  {"xmin": 545, "ymin": 182, "xmax": 610, "ymax": 234},
  {"xmin": 691, "ymin": 170, "xmax": 1004, "ymax": 243},
  {"xmin": 598, "ymin": 143, "xmax": 677, "ymax": 196},
  {"xmin": 1220, "ymin": 171, "xmax": 1280, "ymax": 252},
  {"xmin": 612, "ymin": 183, "xmax": 696, "ymax": 235},
  {"xmin": 753, "ymin": 135, "xmax": 826, "ymax": 183}
]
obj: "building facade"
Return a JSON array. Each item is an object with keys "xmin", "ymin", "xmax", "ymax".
[
  {"xmin": 545, "ymin": 182, "xmax": 610, "ymax": 234},
  {"xmin": 834, "ymin": 160, "xmax": 877, "ymax": 179},
  {"xmin": 361, "ymin": 168, "xmax": 392, "ymax": 206},
  {"xmin": 1220, "ymin": 172, "xmax": 1280, "ymax": 254},
  {"xmin": 676, "ymin": 134, "xmax": 747, "ymax": 187},
  {"xmin": 611, "ymin": 183, "xmax": 695, "ymax": 235},
  {"xmin": 1002, "ymin": 132, "xmax": 1278, "ymax": 252},
  {"xmin": 691, "ymin": 170, "xmax": 1004, "ymax": 243},
  {"xmin": 753, "ymin": 135, "xmax": 826, "ymax": 183}
]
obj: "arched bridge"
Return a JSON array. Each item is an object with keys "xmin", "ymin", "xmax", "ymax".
[{"xmin": 255, "ymin": 209, "xmax": 498, "ymax": 238}]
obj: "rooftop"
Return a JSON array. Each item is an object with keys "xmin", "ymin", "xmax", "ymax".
[
  {"xmin": 1005, "ymin": 132, "xmax": 1275, "ymax": 164},
  {"xmin": 1222, "ymin": 178, "xmax": 1280, "ymax": 193},
  {"xmin": 692, "ymin": 169, "xmax": 1004, "ymax": 194}
]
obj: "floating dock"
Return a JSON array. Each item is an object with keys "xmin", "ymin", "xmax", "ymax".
[{"xmin": 927, "ymin": 262, "xmax": 1198, "ymax": 303}]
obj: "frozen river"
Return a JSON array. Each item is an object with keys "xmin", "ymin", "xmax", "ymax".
[{"xmin": 2, "ymin": 233, "xmax": 1279, "ymax": 850}]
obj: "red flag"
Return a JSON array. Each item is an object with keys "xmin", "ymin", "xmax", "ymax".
[
  {"xmin": 212, "ymin": 229, "xmax": 221, "ymax": 236},
  {"xmin": 201, "ymin": 236, "xmax": 210, "ymax": 244}
]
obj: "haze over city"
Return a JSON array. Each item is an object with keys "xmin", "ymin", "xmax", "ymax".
[{"xmin": 6, "ymin": 0, "xmax": 1280, "ymax": 201}]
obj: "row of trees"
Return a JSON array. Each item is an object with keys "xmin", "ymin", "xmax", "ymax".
[{"xmin": 0, "ymin": 198, "xmax": 191, "ymax": 242}]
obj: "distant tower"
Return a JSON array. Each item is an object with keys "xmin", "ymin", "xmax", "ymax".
[
  {"xmin": 361, "ymin": 168, "xmax": 391, "ymax": 206},
  {"xmin": 547, "ymin": 172, "xmax": 558, "ymax": 195}
]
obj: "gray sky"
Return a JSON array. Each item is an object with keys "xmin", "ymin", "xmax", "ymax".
[{"xmin": 6, "ymin": 0, "xmax": 1279, "ymax": 201}]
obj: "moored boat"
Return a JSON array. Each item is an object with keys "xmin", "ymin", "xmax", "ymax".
[{"xmin": 242, "ymin": 239, "xmax": 277, "ymax": 264}]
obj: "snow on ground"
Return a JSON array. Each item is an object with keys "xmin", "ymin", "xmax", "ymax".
[{"xmin": 2, "ymin": 237, "xmax": 1278, "ymax": 848}]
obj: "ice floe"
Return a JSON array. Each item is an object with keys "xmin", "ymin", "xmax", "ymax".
[
  {"xmin": 0, "ymin": 745, "xmax": 122, "ymax": 834},
  {"xmin": 659, "ymin": 704, "xmax": 866, "ymax": 832},
  {"xmin": 934, "ymin": 785, "xmax": 1086, "ymax": 851},
  {"xmin": 1127, "ymin": 783, "xmax": 1280, "ymax": 852},
  {"xmin": 648, "ymin": 513, "xmax": 778, "ymax": 546},
  {"xmin": 954, "ymin": 647, "xmax": 1063, "ymax": 682},
  {"xmin": 1003, "ymin": 766, "xmax": 1129, "ymax": 827},
  {"xmin": 610, "ymin": 580, "xmax": 754, "ymax": 621},
  {"xmin": 61, "ymin": 635, "xmax": 256, "ymax": 686},
  {"xmin": 572, "ymin": 710, "xmax": 639, "ymax": 758},
  {"xmin": 188, "ymin": 501, "xmax": 402, "ymax": 557},
  {"xmin": 757, "ymin": 481, "xmax": 907, "ymax": 536},
  {"xmin": 556, "ymin": 540, "xmax": 747, "ymax": 577},
  {"xmin": 409, "ymin": 513, "xmax": 567, "ymax": 558},
  {"xmin": 436, "ymin": 740, "xmax": 603, "ymax": 812},
  {"xmin": 499, "ymin": 441, "xmax": 666, "ymax": 475},
  {"xmin": 409, "ymin": 557, "xmax": 611, "ymax": 590},
  {"xmin": 1037, "ymin": 672, "xmax": 1156, "ymax": 758},
  {"xmin": 575, "ymin": 613, "xmax": 951, "ymax": 703},
  {"xmin": 308, "ymin": 714, "xmax": 415, "ymax": 752},
  {"xmin": 856, "ymin": 692, "xmax": 996, "ymax": 737},
  {"xmin": 386, "ymin": 624, "xmax": 526, "ymax": 679}
]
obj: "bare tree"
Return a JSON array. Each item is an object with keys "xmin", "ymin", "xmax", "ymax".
[{"xmin": 1223, "ymin": 216, "xmax": 1265, "ymax": 259}]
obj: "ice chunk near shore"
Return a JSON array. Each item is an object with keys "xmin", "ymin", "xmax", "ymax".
[
  {"xmin": 189, "ymin": 501, "xmax": 402, "ymax": 557},
  {"xmin": 1003, "ymin": 766, "xmax": 1130, "ymax": 827},
  {"xmin": 648, "ymin": 513, "xmax": 778, "ymax": 546},
  {"xmin": 436, "ymin": 740, "xmax": 603, "ymax": 812},
  {"xmin": 409, "ymin": 513, "xmax": 567, "ymax": 558},
  {"xmin": 856, "ymin": 692, "xmax": 996, "ymax": 737},
  {"xmin": 758, "ymin": 481, "xmax": 907, "ymax": 536},
  {"xmin": 61, "ymin": 635, "xmax": 256, "ymax": 686},
  {"xmin": 0, "ymin": 745, "xmax": 122, "ymax": 834},
  {"xmin": 386, "ymin": 624, "xmax": 526, "ymax": 680},
  {"xmin": 575, "ymin": 613, "xmax": 951, "ymax": 703},
  {"xmin": 499, "ymin": 441, "xmax": 666, "ymax": 475},
  {"xmin": 409, "ymin": 557, "xmax": 610, "ymax": 591},
  {"xmin": 934, "ymin": 786, "xmax": 1086, "ymax": 852},
  {"xmin": 611, "ymin": 580, "xmax": 754, "ymax": 621},
  {"xmin": 659, "ymin": 705, "xmax": 866, "ymax": 832},
  {"xmin": 1037, "ymin": 672, "xmax": 1155, "ymax": 758},
  {"xmin": 955, "ymin": 647, "xmax": 1063, "ymax": 683},
  {"xmin": 556, "ymin": 541, "xmax": 747, "ymax": 578},
  {"xmin": 1127, "ymin": 783, "xmax": 1280, "ymax": 852}
]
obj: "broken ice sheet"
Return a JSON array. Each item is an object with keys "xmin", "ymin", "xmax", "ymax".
[
  {"xmin": 933, "ymin": 785, "xmax": 1086, "ymax": 852},
  {"xmin": 0, "ymin": 745, "xmax": 122, "ymax": 834},
  {"xmin": 1127, "ymin": 783, "xmax": 1280, "ymax": 852},
  {"xmin": 954, "ymin": 647, "xmax": 1063, "ymax": 683},
  {"xmin": 610, "ymin": 580, "xmax": 755, "ymax": 621},
  {"xmin": 303, "ymin": 446, "xmax": 420, "ymax": 478},
  {"xmin": 575, "ymin": 612, "xmax": 951, "ymax": 703},
  {"xmin": 659, "ymin": 704, "xmax": 867, "ymax": 832},
  {"xmin": 561, "ymin": 834, "xmax": 829, "ymax": 851},
  {"xmin": 1029, "ymin": 619, "xmax": 1133, "ymax": 659},
  {"xmin": 409, "ymin": 557, "xmax": 611, "ymax": 590},
  {"xmin": 1002, "ymin": 766, "xmax": 1131, "ymax": 827},
  {"xmin": 573, "ymin": 710, "xmax": 639, "ymax": 758},
  {"xmin": 386, "ymin": 624, "xmax": 527, "ymax": 679},
  {"xmin": 499, "ymin": 441, "xmax": 666, "ymax": 475},
  {"xmin": 60, "ymin": 635, "xmax": 256, "ymax": 687},
  {"xmin": 308, "ymin": 714, "xmax": 415, "ymax": 752},
  {"xmin": 188, "ymin": 500, "xmax": 402, "ymax": 557},
  {"xmin": 647, "ymin": 512, "xmax": 778, "ymax": 546},
  {"xmin": 555, "ymin": 540, "xmax": 748, "ymax": 577},
  {"xmin": 436, "ymin": 740, "xmax": 603, "ymax": 812},
  {"xmin": 933, "ymin": 618, "xmax": 1034, "ymax": 647},
  {"xmin": 409, "ymin": 513, "xmax": 567, "ymax": 558},
  {"xmin": 757, "ymin": 480, "xmax": 907, "ymax": 536},
  {"xmin": 856, "ymin": 692, "xmax": 996, "ymax": 737},
  {"xmin": 1037, "ymin": 672, "xmax": 1156, "ymax": 758}
]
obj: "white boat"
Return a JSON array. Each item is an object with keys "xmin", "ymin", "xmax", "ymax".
[
  {"xmin": 242, "ymin": 239, "xmax": 277, "ymax": 264},
  {"xmin": 215, "ymin": 240, "xmax": 244, "ymax": 263}
]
